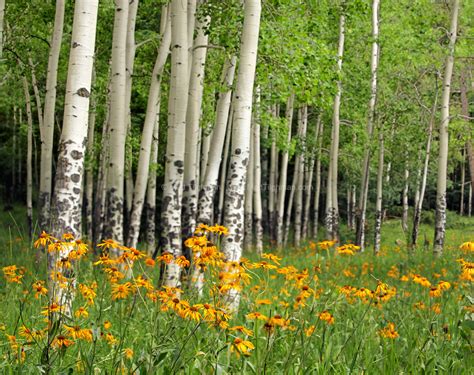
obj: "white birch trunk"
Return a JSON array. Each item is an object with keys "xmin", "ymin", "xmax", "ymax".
[
  {"xmin": 85, "ymin": 77, "xmax": 96, "ymax": 239},
  {"xmin": 127, "ymin": 6, "xmax": 171, "ymax": 248},
  {"xmin": 161, "ymin": 0, "xmax": 190, "ymax": 287},
  {"xmin": 104, "ymin": 0, "xmax": 129, "ymax": 247},
  {"xmin": 23, "ymin": 77, "xmax": 33, "ymax": 241},
  {"xmin": 198, "ymin": 57, "xmax": 237, "ymax": 224},
  {"xmin": 183, "ymin": 15, "xmax": 210, "ymax": 237},
  {"xmin": 222, "ymin": 0, "xmax": 261, "ymax": 310},
  {"xmin": 356, "ymin": 0, "xmax": 379, "ymax": 251},
  {"xmin": 434, "ymin": 0, "xmax": 459, "ymax": 256},
  {"xmin": 276, "ymin": 94, "xmax": 294, "ymax": 246},
  {"xmin": 402, "ymin": 157, "xmax": 409, "ymax": 232},
  {"xmin": 39, "ymin": 0, "xmax": 65, "ymax": 231},
  {"xmin": 294, "ymin": 105, "xmax": 308, "ymax": 247},
  {"xmin": 244, "ymin": 121, "xmax": 254, "ymax": 251},
  {"xmin": 253, "ymin": 90, "xmax": 263, "ymax": 253},
  {"xmin": 268, "ymin": 106, "xmax": 278, "ymax": 238},
  {"xmin": 374, "ymin": 129, "xmax": 384, "ymax": 254},
  {"xmin": 302, "ymin": 153, "xmax": 315, "ymax": 239},
  {"xmin": 313, "ymin": 117, "xmax": 323, "ymax": 239},
  {"xmin": 326, "ymin": 11, "xmax": 345, "ymax": 242},
  {"xmin": 49, "ymin": 0, "xmax": 98, "ymax": 308}
]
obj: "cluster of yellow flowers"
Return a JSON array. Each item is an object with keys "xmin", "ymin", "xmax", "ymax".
[
  {"xmin": 339, "ymin": 281, "xmax": 397, "ymax": 305},
  {"xmin": 2, "ymin": 265, "xmax": 25, "ymax": 284},
  {"xmin": 378, "ymin": 322, "xmax": 399, "ymax": 339}
]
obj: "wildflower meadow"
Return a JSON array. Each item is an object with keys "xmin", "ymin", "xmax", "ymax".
[{"xmin": 1, "ymin": 222, "xmax": 473, "ymax": 374}]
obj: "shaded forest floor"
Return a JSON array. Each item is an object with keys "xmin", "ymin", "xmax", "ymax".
[{"xmin": 0, "ymin": 206, "xmax": 473, "ymax": 373}]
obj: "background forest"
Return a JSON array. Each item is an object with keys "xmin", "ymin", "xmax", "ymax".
[{"xmin": 0, "ymin": 0, "xmax": 473, "ymax": 373}]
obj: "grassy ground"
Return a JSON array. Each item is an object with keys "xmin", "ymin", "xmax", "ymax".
[{"xmin": 0, "ymin": 207, "xmax": 473, "ymax": 373}]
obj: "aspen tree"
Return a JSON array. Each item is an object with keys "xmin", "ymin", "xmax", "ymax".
[
  {"xmin": 127, "ymin": 6, "xmax": 171, "ymax": 248},
  {"xmin": 161, "ymin": 0, "xmax": 190, "ymax": 287},
  {"xmin": 276, "ymin": 94, "xmax": 294, "ymax": 246},
  {"xmin": 222, "ymin": 0, "xmax": 261, "ymax": 310},
  {"xmin": 50, "ymin": 0, "xmax": 98, "ymax": 308},
  {"xmin": 434, "ymin": 0, "xmax": 460, "ymax": 256},
  {"xmin": 326, "ymin": 10, "xmax": 345, "ymax": 242},
  {"xmin": 198, "ymin": 57, "xmax": 237, "ymax": 224},
  {"xmin": 356, "ymin": 0, "xmax": 380, "ymax": 251},
  {"xmin": 22, "ymin": 77, "xmax": 33, "ymax": 241},
  {"xmin": 38, "ymin": 0, "xmax": 65, "ymax": 231},
  {"xmin": 104, "ymin": 0, "xmax": 129, "ymax": 247}
]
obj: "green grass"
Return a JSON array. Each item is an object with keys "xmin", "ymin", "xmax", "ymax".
[{"xmin": 0, "ymin": 208, "xmax": 473, "ymax": 373}]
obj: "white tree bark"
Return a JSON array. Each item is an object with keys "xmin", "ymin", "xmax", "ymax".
[
  {"xmin": 85, "ymin": 72, "xmax": 96, "ymax": 239},
  {"xmin": 49, "ymin": 0, "xmax": 98, "ymax": 306},
  {"xmin": 313, "ymin": 116, "xmax": 323, "ymax": 238},
  {"xmin": 268, "ymin": 105, "xmax": 278, "ymax": 238},
  {"xmin": 183, "ymin": 14, "xmax": 210, "ymax": 237},
  {"xmin": 326, "ymin": 11, "xmax": 345, "ymax": 242},
  {"xmin": 356, "ymin": 0, "xmax": 379, "ymax": 251},
  {"xmin": 104, "ymin": 0, "xmax": 129, "ymax": 247},
  {"xmin": 276, "ymin": 94, "xmax": 294, "ymax": 246},
  {"xmin": 38, "ymin": 0, "xmax": 65, "ymax": 231},
  {"xmin": 222, "ymin": 0, "xmax": 261, "ymax": 310},
  {"xmin": 434, "ymin": 0, "xmax": 459, "ymax": 256},
  {"xmin": 253, "ymin": 90, "xmax": 263, "ymax": 253},
  {"xmin": 22, "ymin": 77, "xmax": 33, "ymax": 240},
  {"xmin": 374, "ymin": 129, "xmax": 384, "ymax": 254},
  {"xmin": 123, "ymin": 0, "xmax": 140, "ymax": 231},
  {"xmin": 197, "ymin": 57, "xmax": 237, "ymax": 224},
  {"xmin": 161, "ymin": 0, "xmax": 190, "ymax": 287},
  {"xmin": 402, "ymin": 156, "xmax": 409, "ymax": 232},
  {"xmin": 294, "ymin": 105, "xmax": 308, "ymax": 247},
  {"xmin": 127, "ymin": 6, "xmax": 171, "ymax": 248},
  {"xmin": 244, "ymin": 121, "xmax": 255, "ymax": 251}
]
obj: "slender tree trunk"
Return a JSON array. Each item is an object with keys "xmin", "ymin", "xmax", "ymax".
[
  {"xmin": 217, "ymin": 108, "xmax": 233, "ymax": 224},
  {"xmin": 38, "ymin": 0, "xmax": 65, "ymax": 231},
  {"xmin": 468, "ymin": 182, "xmax": 472, "ymax": 217},
  {"xmin": 268, "ymin": 104, "xmax": 278, "ymax": 239},
  {"xmin": 303, "ymin": 155, "xmax": 315, "ymax": 239},
  {"xmin": 244, "ymin": 121, "xmax": 254, "ymax": 251},
  {"xmin": 123, "ymin": 0, "xmax": 139, "ymax": 232},
  {"xmin": 127, "ymin": 6, "xmax": 171, "ymax": 248},
  {"xmin": 22, "ymin": 77, "xmax": 33, "ymax": 241},
  {"xmin": 460, "ymin": 69, "xmax": 474, "ymax": 206},
  {"xmin": 294, "ymin": 105, "xmax": 308, "ymax": 247},
  {"xmin": 85, "ymin": 73, "xmax": 96, "ymax": 240},
  {"xmin": 104, "ymin": 0, "xmax": 129, "ymax": 248},
  {"xmin": 276, "ymin": 94, "xmax": 294, "ymax": 246},
  {"xmin": 253, "ymin": 90, "xmax": 263, "ymax": 254},
  {"xmin": 49, "ymin": 0, "xmax": 98, "ymax": 309},
  {"xmin": 197, "ymin": 57, "xmax": 237, "ymax": 224},
  {"xmin": 412, "ymin": 83, "xmax": 438, "ymax": 247},
  {"xmin": 200, "ymin": 131, "xmax": 211, "ymax": 185},
  {"xmin": 183, "ymin": 14, "xmax": 210, "ymax": 237},
  {"xmin": 0, "ymin": 0, "xmax": 4, "ymax": 59},
  {"xmin": 161, "ymin": 0, "xmax": 190, "ymax": 287},
  {"xmin": 356, "ymin": 0, "xmax": 380, "ymax": 251},
  {"xmin": 434, "ymin": 0, "xmax": 459, "ymax": 256},
  {"xmin": 28, "ymin": 58, "xmax": 44, "ymax": 133},
  {"xmin": 222, "ymin": 0, "xmax": 261, "ymax": 311},
  {"xmin": 374, "ymin": 128, "xmax": 384, "ymax": 254},
  {"xmin": 402, "ymin": 156, "xmax": 409, "ymax": 232},
  {"xmin": 284, "ymin": 157, "xmax": 298, "ymax": 246},
  {"xmin": 313, "ymin": 117, "xmax": 323, "ymax": 238},
  {"xmin": 326, "ymin": 11, "xmax": 345, "ymax": 242}
]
